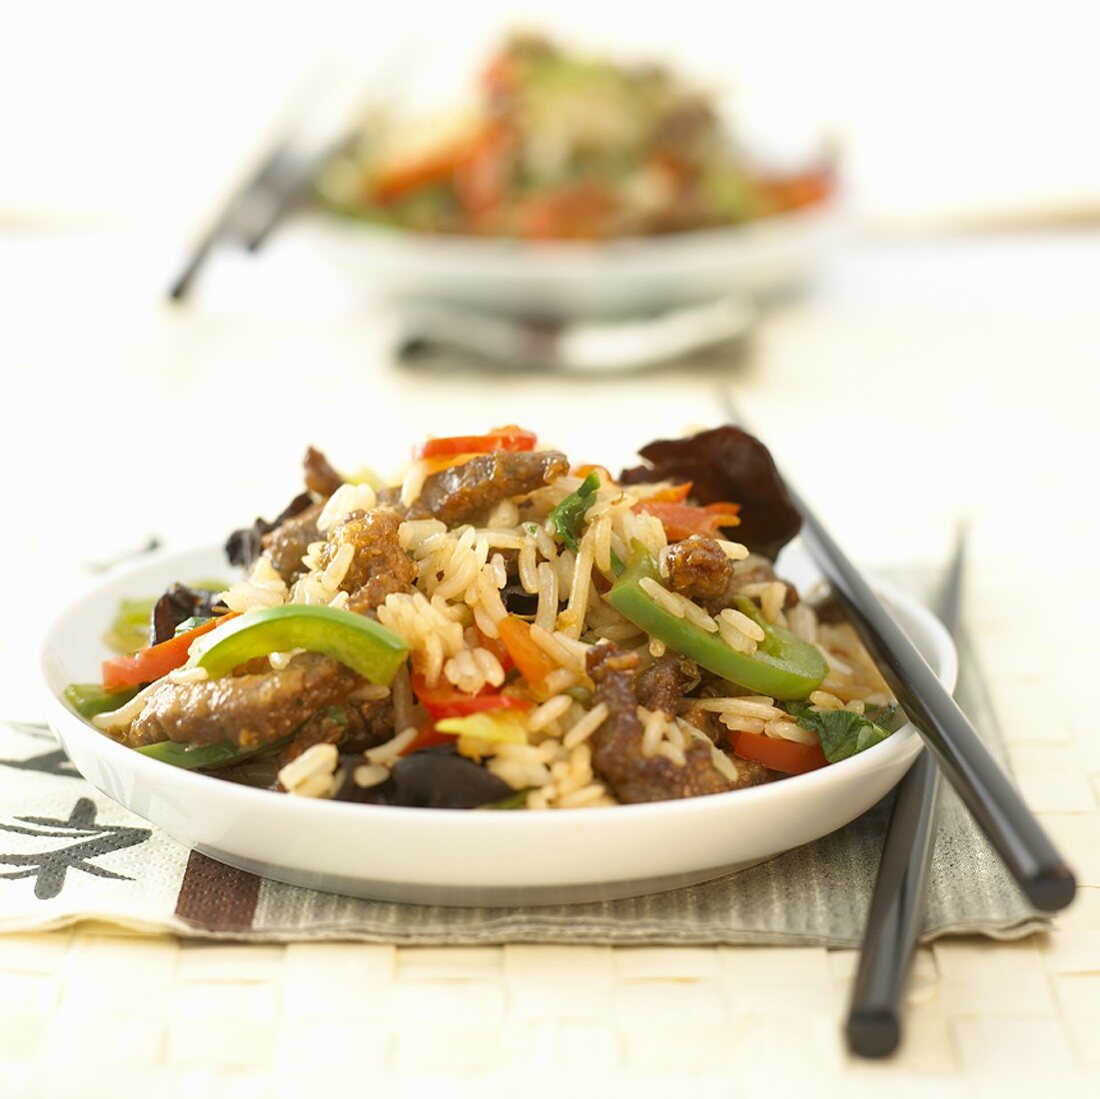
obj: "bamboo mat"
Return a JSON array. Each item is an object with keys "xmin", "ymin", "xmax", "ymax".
[{"xmin": 2, "ymin": 557, "xmax": 1098, "ymax": 1097}]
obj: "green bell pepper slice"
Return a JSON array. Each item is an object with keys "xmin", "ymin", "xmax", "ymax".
[
  {"xmin": 185, "ymin": 604, "xmax": 409, "ymax": 684},
  {"xmin": 136, "ymin": 740, "xmax": 271, "ymax": 771},
  {"xmin": 604, "ymin": 544, "xmax": 828, "ymax": 700},
  {"xmin": 65, "ymin": 682, "xmax": 142, "ymax": 720}
]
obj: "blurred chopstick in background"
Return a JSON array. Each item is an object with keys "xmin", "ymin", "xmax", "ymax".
[{"xmin": 162, "ymin": 56, "xmax": 385, "ymax": 301}]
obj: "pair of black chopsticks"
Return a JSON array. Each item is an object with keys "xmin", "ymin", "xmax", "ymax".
[
  {"xmin": 717, "ymin": 393, "xmax": 1076, "ymax": 1053},
  {"xmin": 168, "ymin": 139, "xmax": 310, "ymax": 301},
  {"xmin": 166, "ymin": 64, "xmax": 373, "ymax": 302}
]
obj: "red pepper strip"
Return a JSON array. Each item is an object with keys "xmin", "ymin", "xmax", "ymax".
[
  {"xmin": 410, "ymin": 673, "xmax": 531, "ymax": 719},
  {"xmin": 102, "ymin": 612, "xmax": 240, "ymax": 690},
  {"xmin": 635, "ymin": 501, "xmax": 742, "ymax": 541},
  {"xmin": 412, "ymin": 426, "xmax": 537, "ymax": 460},
  {"xmin": 728, "ymin": 730, "xmax": 828, "ymax": 774}
]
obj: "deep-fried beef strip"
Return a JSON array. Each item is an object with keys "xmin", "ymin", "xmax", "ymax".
[
  {"xmin": 316, "ymin": 508, "xmax": 416, "ymax": 614},
  {"xmin": 276, "ymin": 696, "xmax": 395, "ymax": 768},
  {"xmin": 665, "ymin": 535, "xmax": 738, "ymax": 615},
  {"xmin": 225, "ymin": 447, "xmax": 342, "ymax": 571},
  {"xmin": 406, "ymin": 450, "xmax": 569, "ymax": 526},
  {"xmin": 634, "ymin": 652, "xmax": 699, "ymax": 716},
  {"xmin": 128, "ymin": 653, "xmax": 360, "ymax": 749},
  {"xmin": 586, "ymin": 642, "xmax": 734, "ymax": 804},
  {"xmin": 262, "ymin": 500, "xmax": 323, "ymax": 584},
  {"xmin": 665, "ymin": 536, "xmax": 797, "ymax": 614},
  {"xmin": 304, "ymin": 446, "xmax": 344, "ymax": 498},
  {"xmin": 226, "ymin": 491, "xmax": 312, "ymax": 570}
]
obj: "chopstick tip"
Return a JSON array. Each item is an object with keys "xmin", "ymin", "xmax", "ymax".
[
  {"xmin": 846, "ymin": 1008, "xmax": 900, "ymax": 1058},
  {"xmin": 1028, "ymin": 866, "xmax": 1077, "ymax": 912}
]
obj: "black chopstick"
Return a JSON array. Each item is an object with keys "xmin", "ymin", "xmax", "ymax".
[
  {"xmin": 716, "ymin": 392, "xmax": 1075, "ymax": 913},
  {"xmin": 845, "ymin": 529, "xmax": 965, "ymax": 1058},
  {"xmin": 789, "ymin": 484, "xmax": 1075, "ymax": 912},
  {"xmin": 168, "ymin": 140, "xmax": 295, "ymax": 302}
]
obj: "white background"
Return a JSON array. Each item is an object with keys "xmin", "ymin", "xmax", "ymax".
[{"xmin": 4, "ymin": 0, "xmax": 1100, "ymax": 231}]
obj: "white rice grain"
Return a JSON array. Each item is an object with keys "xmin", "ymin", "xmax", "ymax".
[
  {"xmin": 562, "ymin": 702, "xmax": 609, "ymax": 748},
  {"xmin": 535, "ymin": 562, "xmax": 559, "ymax": 634},
  {"xmin": 400, "ymin": 461, "xmax": 430, "ymax": 507},
  {"xmin": 718, "ymin": 607, "xmax": 765, "ymax": 642},
  {"xmin": 365, "ymin": 726, "xmax": 418, "ymax": 765},
  {"xmin": 528, "ymin": 694, "xmax": 573, "ymax": 733},
  {"xmin": 317, "ymin": 482, "xmax": 377, "ymax": 532}
]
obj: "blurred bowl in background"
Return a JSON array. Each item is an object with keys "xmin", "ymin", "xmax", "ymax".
[
  {"xmin": 301, "ymin": 32, "xmax": 841, "ymax": 320},
  {"xmin": 301, "ymin": 195, "xmax": 842, "ymax": 319}
]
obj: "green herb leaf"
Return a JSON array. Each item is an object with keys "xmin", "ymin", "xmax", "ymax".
[
  {"xmin": 550, "ymin": 472, "xmax": 601, "ymax": 551},
  {"xmin": 173, "ymin": 616, "xmax": 213, "ymax": 637},
  {"xmin": 787, "ymin": 703, "xmax": 898, "ymax": 763}
]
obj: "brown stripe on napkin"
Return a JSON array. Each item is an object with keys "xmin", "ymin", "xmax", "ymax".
[{"xmin": 174, "ymin": 851, "xmax": 261, "ymax": 932}]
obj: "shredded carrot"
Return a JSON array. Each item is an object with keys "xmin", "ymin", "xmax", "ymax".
[
  {"xmin": 497, "ymin": 615, "xmax": 557, "ymax": 693},
  {"xmin": 635, "ymin": 501, "xmax": 741, "ymax": 541}
]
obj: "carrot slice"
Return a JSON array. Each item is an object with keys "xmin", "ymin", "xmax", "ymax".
[
  {"xmin": 497, "ymin": 616, "xmax": 557, "ymax": 691},
  {"xmin": 728, "ymin": 729, "xmax": 828, "ymax": 774},
  {"xmin": 635, "ymin": 501, "xmax": 741, "ymax": 541}
]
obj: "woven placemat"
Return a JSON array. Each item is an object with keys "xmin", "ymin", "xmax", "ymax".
[{"xmin": 0, "ymin": 578, "xmax": 1047, "ymax": 944}]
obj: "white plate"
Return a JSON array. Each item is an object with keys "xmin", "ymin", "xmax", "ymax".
[
  {"xmin": 40, "ymin": 542, "xmax": 955, "ymax": 907},
  {"xmin": 304, "ymin": 198, "xmax": 843, "ymax": 320}
]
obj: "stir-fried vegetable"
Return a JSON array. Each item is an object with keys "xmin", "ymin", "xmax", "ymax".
[
  {"xmin": 102, "ymin": 612, "xmax": 240, "ymax": 690},
  {"xmin": 434, "ymin": 712, "xmax": 527, "ymax": 745},
  {"xmin": 497, "ymin": 615, "xmax": 558, "ymax": 692},
  {"xmin": 787, "ymin": 702, "xmax": 901, "ymax": 763},
  {"xmin": 635, "ymin": 501, "xmax": 741, "ymax": 541},
  {"xmin": 411, "ymin": 673, "xmax": 531, "ymax": 719},
  {"xmin": 187, "ymin": 605, "xmax": 409, "ymax": 684},
  {"xmin": 64, "ymin": 683, "xmax": 142, "ymax": 720},
  {"xmin": 412, "ymin": 426, "xmax": 536, "ymax": 460},
  {"xmin": 605, "ymin": 544, "xmax": 827, "ymax": 700},
  {"xmin": 550, "ymin": 471, "xmax": 601, "ymax": 551},
  {"xmin": 728, "ymin": 730, "xmax": 828, "ymax": 774},
  {"xmin": 136, "ymin": 739, "xmax": 274, "ymax": 771}
]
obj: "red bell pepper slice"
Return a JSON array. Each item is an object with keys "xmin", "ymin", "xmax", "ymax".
[
  {"xmin": 728, "ymin": 729, "xmax": 828, "ymax": 774},
  {"xmin": 102, "ymin": 613, "xmax": 239, "ymax": 690},
  {"xmin": 412, "ymin": 426, "xmax": 537, "ymax": 461}
]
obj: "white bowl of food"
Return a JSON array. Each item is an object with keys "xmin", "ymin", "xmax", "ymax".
[
  {"xmin": 311, "ymin": 34, "xmax": 841, "ymax": 319},
  {"xmin": 41, "ymin": 427, "xmax": 953, "ymax": 906}
]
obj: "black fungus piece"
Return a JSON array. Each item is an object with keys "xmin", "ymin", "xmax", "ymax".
[
  {"xmin": 500, "ymin": 582, "xmax": 540, "ymax": 617},
  {"xmin": 620, "ymin": 425, "xmax": 801, "ymax": 560},
  {"xmin": 336, "ymin": 745, "xmax": 514, "ymax": 809},
  {"xmin": 224, "ymin": 490, "xmax": 313, "ymax": 569},
  {"xmin": 150, "ymin": 583, "xmax": 228, "ymax": 645}
]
